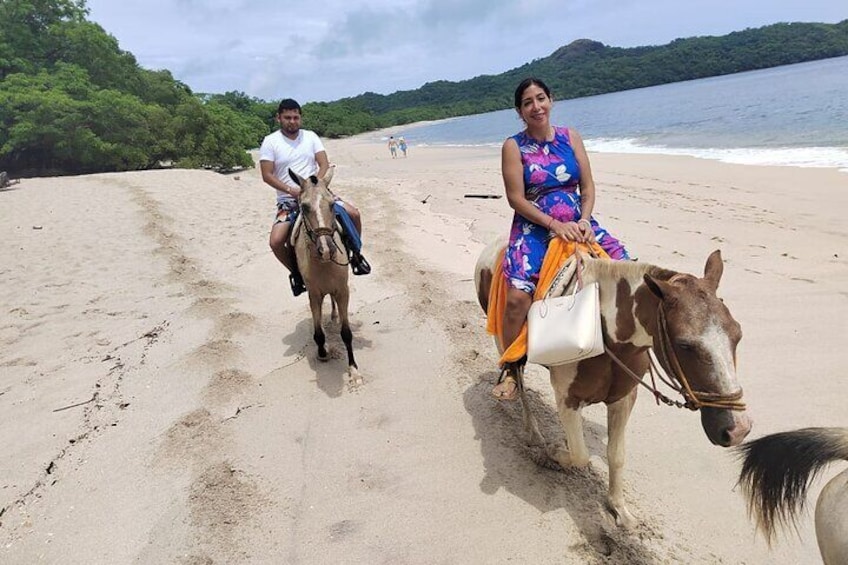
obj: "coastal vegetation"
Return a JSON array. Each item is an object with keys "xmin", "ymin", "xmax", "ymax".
[
  {"xmin": 0, "ymin": 0, "xmax": 269, "ymax": 175},
  {"xmin": 1, "ymin": 0, "xmax": 846, "ymax": 176}
]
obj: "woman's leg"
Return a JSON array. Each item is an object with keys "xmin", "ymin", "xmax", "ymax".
[
  {"xmin": 493, "ymin": 192, "xmax": 577, "ymax": 399},
  {"xmin": 502, "ymin": 288, "xmax": 533, "ymax": 351},
  {"xmin": 493, "ymin": 287, "xmax": 533, "ymax": 400}
]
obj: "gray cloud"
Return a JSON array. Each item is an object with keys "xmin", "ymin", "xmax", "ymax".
[{"xmin": 85, "ymin": 0, "xmax": 846, "ymax": 101}]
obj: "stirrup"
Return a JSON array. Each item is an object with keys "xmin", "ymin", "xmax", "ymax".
[
  {"xmin": 349, "ymin": 252, "xmax": 371, "ymax": 276},
  {"xmin": 289, "ymin": 272, "xmax": 306, "ymax": 296},
  {"xmin": 494, "ymin": 364, "xmax": 521, "ymax": 401}
]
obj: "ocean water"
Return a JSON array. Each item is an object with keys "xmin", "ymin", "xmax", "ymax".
[{"xmin": 384, "ymin": 56, "xmax": 848, "ymax": 172}]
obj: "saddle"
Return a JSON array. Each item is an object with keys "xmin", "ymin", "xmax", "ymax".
[{"xmin": 333, "ymin": 203, "xmax": 371, "ymax": 276}]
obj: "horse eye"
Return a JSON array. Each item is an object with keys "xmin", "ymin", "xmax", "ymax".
[
  {"xmin": 676, "ymin": 341, "xmax": 694, "ymax": 351},
  {"xmin": 301, "ymin": 203, "xmax": 311, "ymax": 214}
]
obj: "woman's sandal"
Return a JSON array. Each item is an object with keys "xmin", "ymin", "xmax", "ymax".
[{"xmin": 492, "ymin": 371, "xmax": 519, "ymax": 401}]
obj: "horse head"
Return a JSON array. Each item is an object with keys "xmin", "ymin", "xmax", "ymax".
[
  {"xmin": 643, "ymin": 250, "xmax": 752, "ymax": 447},
  {"xmin": 289, "ymin": 167, "xmax": 338, "ymax": 263}
]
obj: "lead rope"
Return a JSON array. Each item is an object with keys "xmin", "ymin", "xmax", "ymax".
[{"xmin": 603, "ymin": 344, "xmax": 697, "ymax": 410}]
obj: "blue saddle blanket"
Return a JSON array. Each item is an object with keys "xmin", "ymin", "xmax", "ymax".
[{"xmin": 333, "ymin": 202, "xmax": 361, "ymax": 253}]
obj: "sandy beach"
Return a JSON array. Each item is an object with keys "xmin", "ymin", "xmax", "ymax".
[{"xmin": 1, "ymin": 136, "xmax": 846, "ymax": 564}]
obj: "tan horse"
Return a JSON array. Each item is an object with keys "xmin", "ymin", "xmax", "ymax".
[
  {"xmin": 289, "ymin": 168, "xmax": 361, "ymax": 386},
  {"xmin": 737, "ymin": 427, "xmax": 848, "ymax": 565},
  {"xmin": 474, "ymin": 237, "xmax": 752, "ymax": 527}
]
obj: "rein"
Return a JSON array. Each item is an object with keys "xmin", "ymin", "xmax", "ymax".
[
  {"xmin": 603, "ymin": 302, "xmax": 746, "ymax": 412},
  {"xmin": 300, "ymin": 214, "xmax": 349, "ymax": 267}
]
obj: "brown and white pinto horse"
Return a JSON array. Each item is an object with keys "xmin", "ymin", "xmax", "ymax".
[
  {"xmin": 289, "ymin": 168, "xmax": 361, "ymax": 386},
  {"xmin": 474, "ymin": 237, "xmax": 752, "ymax": 527},
  {"xmin": 737, "ymin": 427, "xmax": 848, "ymax": 565}
]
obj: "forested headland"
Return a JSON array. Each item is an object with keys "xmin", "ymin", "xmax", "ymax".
[{"xmin": 1, "ymin": 0, "xmax": 846, "ymax": 177}]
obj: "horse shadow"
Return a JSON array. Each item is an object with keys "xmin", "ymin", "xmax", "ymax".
[
  {"xmin": 281, "ymin": 309, "xmax": 373, "ymax": 399},
  {"xmin": 463, "ymin": 371, "xmax": 661, "ymax": 564}
]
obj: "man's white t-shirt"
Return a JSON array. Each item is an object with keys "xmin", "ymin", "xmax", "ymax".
[{"xmin": 259, "ymin": 129, "xmax": 325, "ymax": 206}]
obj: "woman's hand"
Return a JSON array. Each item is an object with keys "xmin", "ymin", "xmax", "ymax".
[
  {"xmin": 578, "ymin": 219, "xmax": 596, "ymax": 244},
  {"xmin": 550, "ymin": 220, "xmax": 585, "ymax": 242}
]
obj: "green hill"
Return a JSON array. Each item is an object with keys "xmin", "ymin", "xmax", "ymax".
[{"xmin": 306, "ymin": 20, "xmax": 848, "ymax": 136}]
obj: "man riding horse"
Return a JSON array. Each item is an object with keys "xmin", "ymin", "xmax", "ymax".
[{"xmin": 259, "ymin": 98, "xmax": 370, "ymax": 296}]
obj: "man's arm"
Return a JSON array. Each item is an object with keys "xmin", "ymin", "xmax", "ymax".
[
  {"xmin": 260, "ymin": 160, "xmax": 300, "ymax": 198},
  {"xmin": 315, "ymin": 150, "xmax": 329, "ymax": 179}
]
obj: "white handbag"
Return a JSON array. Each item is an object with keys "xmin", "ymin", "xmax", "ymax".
[{"xmin": 526, "ymin": 259, "xmax": 605, "ymax": 366}]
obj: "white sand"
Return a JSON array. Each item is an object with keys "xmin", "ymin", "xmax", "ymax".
[{"xmin": 1, "ymin": 137, "xmax": 845, "ymax": 564}]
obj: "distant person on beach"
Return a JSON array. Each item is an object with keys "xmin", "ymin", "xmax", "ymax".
[
  {"xmin": 388, "ymin": 136, "xmax": 398, "ymax": 158},
  {"xmin": 398, "ymin": 137, "xmax": 408, "ymax": 157},
  {"xmin": 492, "ymin": 77, "xmax": 630, "ymax": 401},
  {"xmin": 259, "ymin": 98, "xmax": 370, "ymax": 296}
]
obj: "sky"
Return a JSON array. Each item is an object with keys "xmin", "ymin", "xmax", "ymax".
[{"xmin": 84, "ymin": 0, "xmax": 846, "ymax": 103}]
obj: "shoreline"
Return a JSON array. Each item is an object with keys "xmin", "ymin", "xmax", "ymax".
[{"xmin": 363, "ymin": 129, "xmax": 848, "ymax": 173}]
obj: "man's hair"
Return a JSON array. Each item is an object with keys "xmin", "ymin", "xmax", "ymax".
[{"xmin": 277, "ymin": 99, "xmax": 302, "ymax": 114}]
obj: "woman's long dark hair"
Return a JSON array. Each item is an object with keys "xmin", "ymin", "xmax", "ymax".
[{"xmin": 513, "ymin": 78, "xmax": 552, "ymax": 108}]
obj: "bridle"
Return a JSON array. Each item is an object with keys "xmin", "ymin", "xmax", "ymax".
[
  {"xmin": 604, "ymin": 301, "xmax": 746, "ymax": 412},
  {"xmin": 299, "ymin": 208, "xmax": 349, "ymax": 267},
  {"xmin": 551, "ymin": 248, "xmax": 746, "ymax": 412}
]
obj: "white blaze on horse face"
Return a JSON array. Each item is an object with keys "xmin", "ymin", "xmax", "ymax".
[
  {"xmin": 307, "ymin": 185, "xmax": 332, "ymax": 259},
  {"xmin": 702, "ymin": 319, "xmax": 740, "ymax": 394}
]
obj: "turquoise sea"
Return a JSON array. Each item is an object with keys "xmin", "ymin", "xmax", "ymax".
[{"xmin": 383, "ymin": 56, "xmax": 848, "ymax": 172}]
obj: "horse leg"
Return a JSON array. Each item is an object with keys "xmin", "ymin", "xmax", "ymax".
[
  {"xmin": 515, "ymin": 364, "xmax": 545, "ymax": 447},
  {"xmin": 606, "ymin": 388, "xmax": 638, "ymax": 529},
  {"xmin": 548, "ymin": 365, "xmax": 590, "ymax": 468},
  {"xmin": 334, "ymin": 289, "xmax": 361, "ymax": 386},
  {"xmin": 308, "ymin": 292, "xmax": 328, "ymax": 360},
  {"xmin": 330, "ymin": 295, "xmax": 338, "ymax": 322}
]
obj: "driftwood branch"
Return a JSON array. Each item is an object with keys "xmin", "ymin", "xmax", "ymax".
[{"xmin": 53, "ymin": 395, "xmax": 96, "ymax": 412}]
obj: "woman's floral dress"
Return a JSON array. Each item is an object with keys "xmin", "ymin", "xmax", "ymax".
[{"xmin": 504, "ymin": 126, "xmax": 630, "ymax": 294}]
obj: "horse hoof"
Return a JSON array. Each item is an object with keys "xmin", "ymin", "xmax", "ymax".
[
  {"xmin": 547, "ymin": 446, "xmax": 590, "ymax": 469},
  {"xmin": 347, "ymin": 368, "xmax": 364, "ymax": 390},
  {"xmin": 611, "ymin": 505, "xmax": 638, "ymax": 530},
  {"xmin": 529, "ymin": 446, "xmax": 563, "ymax": 471}
]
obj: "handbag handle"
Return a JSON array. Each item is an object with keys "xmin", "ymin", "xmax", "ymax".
[{"xmin": 540, "ymin": 252, "xmax": 585, "ymax": 317}]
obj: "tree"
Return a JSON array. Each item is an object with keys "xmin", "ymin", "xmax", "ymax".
[{"xmin": 0, "ymin": 0, "xmax": 88, "ymax": 78}]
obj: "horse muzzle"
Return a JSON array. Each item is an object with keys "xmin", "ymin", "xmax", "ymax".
[
  {"xmin": 317, "ymin": 238, "xmax": 336, "ymax": 262},
  {"xmin": 700, "ymin": 407, "xmax": 752, "ymax": 447}
]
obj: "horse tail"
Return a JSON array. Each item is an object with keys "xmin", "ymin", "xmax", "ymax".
[{"xmin": 735, "ymin": 427, "xmax": 848, "ymax": 544}]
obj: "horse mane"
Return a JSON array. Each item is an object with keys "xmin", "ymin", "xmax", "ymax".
[{"xmin": 583, "ymin": 256, "xmax": 677, "ymax": 284}]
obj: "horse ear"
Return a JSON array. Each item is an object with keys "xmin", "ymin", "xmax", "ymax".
[
  {"xmin": 323, "ymin": 165, "xmax": 335, "ymax": 187},
  {"xmin": 703, "ymin": 250, "xmax": 723, "ymax": 291},
  {"xmin": 643, "ymin": 274, "xmax": 671, "ymax": 300},
  {"xmin": 288, "ymin": 168, "xmax": 304, "ymax": 187}
]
